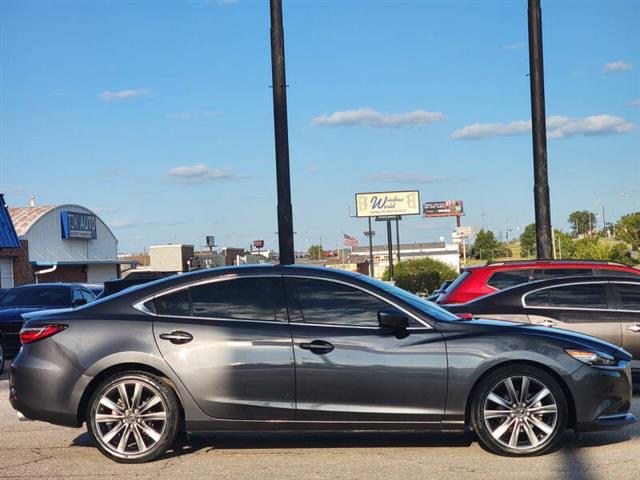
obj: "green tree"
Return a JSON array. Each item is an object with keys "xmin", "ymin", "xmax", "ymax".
[
  {"xmin": 382, "ymin": 258, "xmax": 458, "ymax": 294},
  {"xmin": 553, "ymin": 229, "xmax": 576, "ymax": 259},
  {"xmin": 519, "ymin": 223, "xmax": 536, "ymax": 257},
  {"xmin": 308, "ymin": 244, "xmax": 323, "ymax": 260},
  {"xmin": 568, "ymin": 210, "xmax": 596, "ymax": 237},
  {"xmin": 615, "ymin": 212, "xmax": 640, "ymax": 250},
  {"xmin": 607, "ymin": 243, "xmax": 636, "ymax": 265},
  {"xmin": 472, "ymin": 229, "xmax": 499, "ymax": 260}
]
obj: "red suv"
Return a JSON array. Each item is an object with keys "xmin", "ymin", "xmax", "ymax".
[{"xmin": 436, "ymin": 260, "xmax": 640, "ymax": 304}]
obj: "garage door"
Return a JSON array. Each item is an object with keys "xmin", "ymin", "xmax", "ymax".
[{"xmin": 0, "ymin": 258, "xmax": 14, "ymax": 288}]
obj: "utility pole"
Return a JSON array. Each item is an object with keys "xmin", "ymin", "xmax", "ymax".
[
  {"xmin": 386, "ymin": 220, "xmax": 394, "ymax": 281},
  {"xmin": 270, "ymin": 0, "xmax": 295, "ymax": 265},
  {"xmin": 365, "ymin": 218, "xmax": 375, "ymax": 277},
  {"xmin": 528, "ymin": 0, "xmax": 553, "ymax": 259},
  {"xmin": 395, "ymin": 216, "xmax": 401, "ymax": 263}
]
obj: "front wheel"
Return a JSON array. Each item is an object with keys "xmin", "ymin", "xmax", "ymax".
[
  {"xmin": 471, "ymin": 365, "xmax": 567, "ymax": 456},
  {"xmin": 86, "ymin": 371, "xmax": 180, "ymax": 463}
]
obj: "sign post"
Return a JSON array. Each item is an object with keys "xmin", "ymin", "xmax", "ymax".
[{"xmin": 363, "ymin": 218, "xmax": 375, "ymax": 277}]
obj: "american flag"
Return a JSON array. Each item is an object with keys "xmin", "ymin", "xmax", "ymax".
[{"xmin": 343, "ymin": 233, "xmax": 359, "ymax": 247}]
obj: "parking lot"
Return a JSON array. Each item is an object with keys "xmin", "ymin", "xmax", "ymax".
[{"xmin": 0, "ymin": 363, "xmax": 637, "ymax": 480}]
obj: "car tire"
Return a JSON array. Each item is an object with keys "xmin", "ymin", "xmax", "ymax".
[
  {"xmin": 471, "ymin": 364, "xmax": 567, "ymax": 456},
  {"xmin": 0, "ymin": 335, "xmax": 4, "ymax": 375},
  {"xmin": 86, "ymin": 371, "xmax": 180, "ymax": 463}
]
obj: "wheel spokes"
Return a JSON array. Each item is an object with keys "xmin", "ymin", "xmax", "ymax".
[
  {"xmin": 527, "ymin": 387, "xmax": 551, "ymax": 407},
  {"xmin": 488, "ymin": 392, "xmax": 511, "ymax": 409},
  {"xmin": 519, "ymin": 376, "xmax": 530, "ymax": 404}
]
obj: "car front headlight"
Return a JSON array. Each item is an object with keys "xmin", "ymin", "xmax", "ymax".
[{"xmin": 565, "ymin": 349, "xmax": 617, "ymax": 366}]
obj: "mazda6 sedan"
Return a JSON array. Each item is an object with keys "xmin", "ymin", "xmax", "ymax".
[{"xmin": 9, "ymin": 265, "xmax": 636, "ymax": 463}]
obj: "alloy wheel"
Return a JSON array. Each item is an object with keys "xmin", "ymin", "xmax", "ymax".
[
  {"xmin": 93, "ymin": 380, "xmax": 168, "ymax": 458},
  {"xmin": 483, "ymin": 375, "xmax": 558, "ymax": 451}
]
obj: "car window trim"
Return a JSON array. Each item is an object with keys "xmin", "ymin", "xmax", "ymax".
[
  {"xmin": 283, "ymin": 274, "xmax": 432, "ymax": 330},
  {"xmin": 521, "ymin": 280, "xmax": 612, "ymax": 311},
  {"xmin": 486, "ymin": 268, "xmax": 533, "ymax": 290},
  {"xmin": 133, "ymin": 274, "xmax": 288, "ymax": 323}
]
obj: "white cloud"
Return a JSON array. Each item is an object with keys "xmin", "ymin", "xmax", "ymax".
[
  {"xmin": 452, "ymin": 114, "xmax": 635, "ymax": 140},
  {"xmin": 505, "ymin": 43, "xmax": 524, "ymax": 50},
  {"xmin": 311, "ymin": 108, "xmax": 446, "ymax": 128},
  {"xmin": 168, "ymin": 164, "xmax": 234, "ymax": 184},
  {"xmin": 366, "ymin": 171, "xmax": 452, "ymax": 184},
  {"xmin": 629, "ymin": 99, "xmax": 640, "ymax": 108},
  {"xmin": 99, "ymin": 89, "xmax": 151, "ymax": 101},
  {"xmin": 109, "ymin": 219, "xmax": 136, "ymax": 229},
  {"xmin": 603, "ymin": 60, "xmax": 632, "ymax": 73}
]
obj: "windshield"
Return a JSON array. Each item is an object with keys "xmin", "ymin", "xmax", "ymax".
[
  {"xmin": 0, "ymin": 286, "xmax": 71, "ymax": 308},
  {"xmin": 358, "ymin": 275, "xmax": 459, "ymax": 322}
]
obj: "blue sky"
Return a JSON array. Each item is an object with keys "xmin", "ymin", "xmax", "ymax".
[{"xmin": 1, "ymin": 0, "xmax": 638, "ymax": 253}]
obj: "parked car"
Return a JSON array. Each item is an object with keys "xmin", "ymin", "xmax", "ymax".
[
  {"xmin": 0, "ymin": 283, "xmax": 96, "ymax": 359},
  {"xmin": 444, "ymin": 276, "xmax": 640, "ymax": 375},
  {"xmin": 82, "ymin": 284, "xmax": 105, "ymax": 298},
  {"xmin": 436, "ymin": 260, "xmax": 640, "ymax": 305},
  {"xmin": 10, "ymin": 265, "xmax": 635, "ymax": 462},
  {"xmin": 425, "ymin": 280, "xmax": 453, "ymax": 301}
]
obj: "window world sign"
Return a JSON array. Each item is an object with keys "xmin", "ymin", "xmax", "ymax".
[
  {"xmin": 60, "ymin": 211, "xmax": 97, "ymax": 240},
  {"xmin": 355, "ymin": 191, "xmax": 420, "ymax": 218}
]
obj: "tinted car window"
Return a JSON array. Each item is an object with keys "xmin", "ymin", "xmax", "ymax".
[
  {"xmin": 190, "ymin": 277, "xmax": 283, "ymax": 322},
  {"xmin": 524, "ymin": 290, "xmax": 550, "ymax": 307},
  {"xmin": 81, "ymin": 290, "xmax": 94, "ymax": 303},
  {"xmin": 0, "ymin": 286, "xmax": 71, "ymax": 307},
  {"xmin": 541, "ymin": 268, "xmax": 592, "ymax": 279},
  {"xmin": 616, "ymin": 283, "xmax": 640, "ymax": 310},
  {"xmin": 290, "ymin": 278, "xmax": 394, "ymax": 327},
  {"xmin": 487, "ymin": 270, "xmax": 531, "ymax": 290},
  {"xmin": 548, "ymin": 284, "xmax": 608, "ymax": 309},
  {"xmin": 73, "ymin": 289, "xmax": 83, "ymax": 302},
  {"xmin": 155, "ymin": 289, "xmax": 190, "ymax": 316},
  {"xmin": 597, "ymin": 269, "xmax": 640, "ymax": 278}
]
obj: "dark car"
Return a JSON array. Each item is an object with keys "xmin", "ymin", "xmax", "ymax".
[
  {"xmin": 10, "ymin": 266, "xmax": 635, "ymax": 463},
  {"xmin": 0, "ymin": 283, "xmax": 96, "ymax": 359},
  {"xmin": 436, "ymin": 260, "xmax": 640, "ymax": 305},
  {"xmin": 443, "ymin": 276, "xmax": 640, "ymax": 375}
]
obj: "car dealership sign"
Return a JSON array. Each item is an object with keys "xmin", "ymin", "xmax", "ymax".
[
  {"xmin": 355, "ymin": 191, "xmax": 420, "ymax": 218},
  {"xmin": 423, "ymin": 200, "xmax": 464, "ymax": 218},
  {"xmin": 60, "ymin": 211, "xmax": 97, "ymax": 240}
]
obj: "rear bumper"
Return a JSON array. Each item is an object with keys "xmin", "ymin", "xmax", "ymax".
[
  {"xmin": 9, "ymin": 340, "xmax": 88, "ymax": 428},
  {"xmin": 569, "ymin": 363, "xmax": 636, "ymax": 433}
]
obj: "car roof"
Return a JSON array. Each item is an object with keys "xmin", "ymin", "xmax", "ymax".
[
  {"xmin": 8, "ymin": 283, "xmax": 83, "ymax": 290},
  {"xmin": 465, "ymin": 259, "xmax": 635, "ymax": 271}
]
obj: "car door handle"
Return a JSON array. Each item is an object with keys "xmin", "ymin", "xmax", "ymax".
[
  {"xmin": 627, "ymin": 324, "xmax": 640, "ymax": 333},
  {"xmin": 159, "ymin": 331, "xmax": 193, "ymax": 345},
  {"xmin": 299, "ymin": 340, "xmax": 334, "ymax": 355}
]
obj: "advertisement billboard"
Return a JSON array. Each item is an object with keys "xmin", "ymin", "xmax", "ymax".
[
  {"xmin": 355, "ymin": 191, "xmax": 420, "ymax": 218},
  {"xmin": 423, "ymin": 200, "xmax": 464, "ymax": 218},
  {"xmin": 253, "ymin": 240, "xmax": 264, "ymax": 249},
  {"xmin": 60, "ymin": 211, "xmax": 97, "ymax": 240}
]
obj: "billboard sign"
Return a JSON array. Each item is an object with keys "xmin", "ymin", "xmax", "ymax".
[
  {"xmin": 206, "ymin": 236, "xmax": 215, "ymax": 247},
  {"xmin": 253, "ymin": 240, "xmax": 264, "ymax": 249},
  {"xmin": 60, "ymin": 211, "xmax": 97, "ymax": 240},
  {"xmin": 355, "ymin": 191, "xmax": 420, "ymax": 218},
  {"xmin": 423, "ymin": 200, "xmax": 464, "ymax": 218}
]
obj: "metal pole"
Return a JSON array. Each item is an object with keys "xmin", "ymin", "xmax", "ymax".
[
  {"xmin": 368, "ymin": 217, "xmax": 374, "ymax": 277},
  {"xmin": 386, "ymin": 220, "xmax": 394, "ymax": 280},
  {"xmin": 270, "ymin": 0, "xmax": 294, "ymax": 265},
  {"xmin": 395, "ymin": 216, "xmax": 401, "ymax": 263},
  {"xmin": 528, "ymin": 0, "xmax": 553, "ymax": 259}
]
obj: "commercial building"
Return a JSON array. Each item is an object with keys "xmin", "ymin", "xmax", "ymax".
[
  {"xmin": 2, "ymin": 200, "xmax": 131, "ymax": 286},
  {"xmin": 351, "ymin": 241, "xmax": 460, "ymax": 277}
]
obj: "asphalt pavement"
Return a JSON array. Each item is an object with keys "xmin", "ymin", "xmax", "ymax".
[{"xmin": 1, "ymin": 362, "xmax": 638, "ymax": 480}]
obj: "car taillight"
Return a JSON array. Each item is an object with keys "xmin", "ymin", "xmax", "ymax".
[
  {"xmin": 455, "ymin": 313, "xmax": 474, "ymax": 320},
  {"xmin": 20, "ymin": 324, "xmax": 67, "ymax": 345}
]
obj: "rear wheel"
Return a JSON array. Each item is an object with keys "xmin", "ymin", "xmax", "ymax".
[
  {"xmin": 87, "ymin": 372, "xmax": 180, "ymax": 463},
  {"xmin": 471, "ymin": 365, "xmax": 567, "ymax": 456}
]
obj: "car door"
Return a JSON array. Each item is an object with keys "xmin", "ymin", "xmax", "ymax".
[
  {"xmin": 525, "ymin": 282, "xmax": 622, "ymax": 346},
  {"xmin": 285, "ymin": 276, "xmax": 447, "ymax": 424},
  {"xmin": 152, "ymin": 275, "xmax": 296, "ymax": 420},
  {"xmin": 611, "ymin": 282, "xmax": 640, "ymax": 371}
]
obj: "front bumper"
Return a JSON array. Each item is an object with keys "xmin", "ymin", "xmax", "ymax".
[{"xmin": 569, "ymin": 362, "xmax": 636, "ymax": 433}]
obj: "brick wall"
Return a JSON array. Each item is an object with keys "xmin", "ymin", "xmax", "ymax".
[
  {"xmin": 0, "ymin": 240, "xmax": 33, "ymax": 285},
  {"xmin": 35, "ymin": 265, "xmax": 87, "ymax": 283}
]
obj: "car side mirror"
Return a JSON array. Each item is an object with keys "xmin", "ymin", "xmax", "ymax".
[
  {"xmin": 378, "ymin": 310, "xmax": 410, "ymax": 331},
  {"xmin": 73, "ymin": 298, "xmax": 87, "ymax": 308}
]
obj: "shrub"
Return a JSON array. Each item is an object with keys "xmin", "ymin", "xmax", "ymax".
[{"xmin": 382, "ymin": 257, "xmax": 458, "ymax": 294}]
